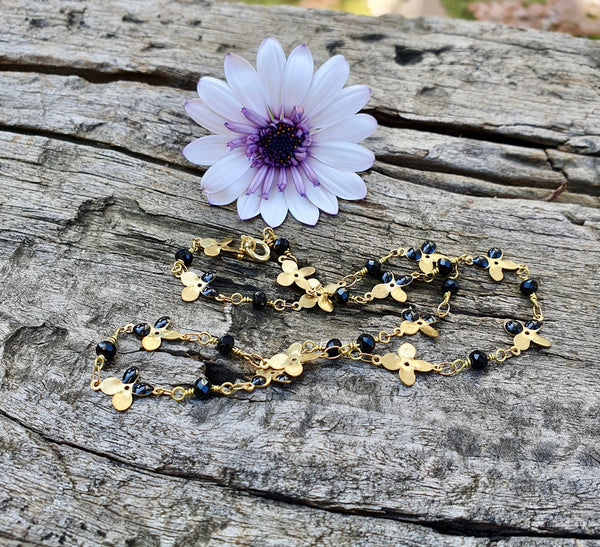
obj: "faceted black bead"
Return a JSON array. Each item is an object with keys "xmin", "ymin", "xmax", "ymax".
[
  {"xmin": 193, "ymin": 377, "xmax": 212, "ymax": 399},
  {"xmin": 251, "ymin": 376, "xmax": 267, "ymax": 386},
  {"xmin": 488, "ymin": 248, "xmax": 503, "ymax": 259},
  {"xmin": 504, "ymin": 320, "xmax": 523, "ymax": 336},
  {"xmin": 357, "ymin": 333, "xmax": 376, "ymax": 353},
  {"xmin": 154, "ymin": 316, "xmax": 171, "ymax": 329},
  {"xmin": 132, "ymin": 383, "xmax": 154, "ymax": 396},
  {"xmin": 96, "ymin": 341, "xmax": 116, "ymax": 361},
  {"xmin": 520, "ymin": 279, "xmax": 538, "ymax": 296},
  {"xmin": 326, "ymin": 338, "xmax": 342, "ymax": 357},
  {"xmin": 273, "ymin": 237, "xmax": 290, "ymax": 255},
  {"xmin": 380, "ymin": 271, "xmax": 394, "ymax": 283},
  {"xmin": 201, "ymin": 271, "xmax": 216, "ymax": 283},
  {"xmin": 442, "ymin": 279, "xmax": 459, "ymax": 295},
  {"xmin": 122, "ymin": 366, "xmax": 140, "ymax": 384},
  {"xmin": 422, "ymin": 314, "xmax": 435, "ymax": 323},
  {"xmin": 217, "ymin": 334, "xmax": 235, "ymax": 355},
  {"xmin": 473, "ymin": 256, "xmax": 490, "ymax": 269},
  {"xmin": 275, "ymin": 374, "xmax": 291, "ymax": 382},
  {"xmin": 401, "ymin": 309, "xmax": 419, "ymax": 322},
  {"xmin": 333, "ymin": 287, "xmax": 349, "ymax": 305},
  {"xmin": 252, "ymin": 291, "xmax": 268, "ymax": 310},
  {"xmin": 469, "ymin": 350, "xmax": 488, "ymax": 370},
  {"xmin": 524, "ymin": 320, "xmax": 542, "ymax": 331},
  {"xmin": 437, "ymin": 258, "xmax": 453, "ymax": 276},
  {"xmin": 202, "ymin": 287, "xmax": 219, "ymax": 298},
  {"xmin": 175, "ymin": 248, "xmax": 193, "ymax": 267},
  {"xmin": 421, "ymin": 241, "xmax": 437, "ymax": 254},
  {"xmin": 406, "ymin": 248, "xmax": 422, "ymax": 261},
  {"xmin": 365, "ymin": 259, "xmax": 381, "ymax": 277},
  {"xmin": 133, "ymin": 323, "xmax": 151, "ymax": 339},
  {"xmin": 396, "ymin": 275, "xmax": 413, "ymax": 287}
]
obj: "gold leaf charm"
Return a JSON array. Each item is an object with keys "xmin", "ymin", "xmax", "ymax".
[
  {"xmin": 398, "ymin": 309, "xmax": 439, "ymax": 338},
  {"xmin": 180, "ymin": 271, "xmax": 217, "ymax": 302},
  {"xmin": 486, "ymin": 248, "xmax": 518, "ymax": 281},
  {"xmin": 265, "ymin": 342, "xmax": 322, "ymax": 377},
  {"xmin": 197, "ymin": 237, "xmax": 235, "ymax": 257},
  {"xmin": 371, "ymin": 274, "xmax": 411, "ymax": 303},
  {"xmin": 141, "ymin": 316, "xmax": 182, "ymax": 351},
  {"xmin": 381, "ymin": 342, "xmax": 435, "ymax": 386},
  {"xmin": 99, "ymin": 366, "xmax": 141, "ymax": 411},
  {"xmin": 277, "ymin": 260, "xmax": 316, "ymax": 290},
  {"xmin": 298, "ymin": 279, "xmax": 338, "ymax": 312},
  {"xmin": 504, "ymin": 320, "xmax": 550, "ymax": 351}
]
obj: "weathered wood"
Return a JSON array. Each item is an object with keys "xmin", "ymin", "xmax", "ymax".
[{"xmin": 1, "ymin": 0, "xmax": 600, "ymax": 545}]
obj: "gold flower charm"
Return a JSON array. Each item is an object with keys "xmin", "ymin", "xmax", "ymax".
[
  {"xmin": 265, "ymin": 342, "xmax": 322, "ymax": 377},
  {"xmin": 485, "ymin": 248, "xmax": 518, "ymax": 281},
  {"xmin": 381, "ymin": 342, "xmax": 435, "ymax": 386},
  {"xmin": 418, "ymin": 242, "xmax": 449, "ymax": 274},
  {"xmin": 98, "ymin": 367, "xmax": 141, "ymax": 411},
  {"xmin": 398, "ymin": 309, "xmax": 439, "ymax": 338},
  {"xmin": 196, "ymin": 237, "xmax": 236, "ymax": 257},
  {"xmin": 298, "ymin": 279, "xmax": 339, "ymax": 312},
  {"xmin": 277, "ymin": 260, "xmax": 316, "ymax": 290},
  {"xmin": 504, "ymin": 320, "xmax": 550, "ymax": 351},
  {"xmin": 141, "ymin": 316, "xmax": 182, "ymax": 351},
  {"xmin": 180, "ymin": 271, "xmax": 218, "ymax": 302},
  {"xmin": 371, "ymin": 274, "xmax": 411, "ymax": 303}
]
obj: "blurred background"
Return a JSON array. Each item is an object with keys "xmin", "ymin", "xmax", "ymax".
[{"xmin": 235, "ymin": 0, "xmax": 600, "ymax": 37}]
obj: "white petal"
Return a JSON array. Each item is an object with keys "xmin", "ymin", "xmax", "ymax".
[
  {"xmin": 305, "ymin": 183, "xmax": 339, "ymax": 215},
  {"xmin": 182, "ymin": 135, "xmax": 232, "ymax": 166},
  {"xmin": 307, "ymin": 158, "xmax": 367, "ymax": 200},
  {"xmin": 281, "ymin": 45, "xmax": 313, "ymax": 116},
  {"xmin": 224, "ymin": 54, "xmax": 269, "ymax": 119},
  {"xmin": 302, "ymin": 55, "xmax": 349, "ymax": 117},
  {"xmin": 257, "ymin": 38, "xmax": 286, "ymax": 117},
  {"xmin": 285, "ymin": 182, "xmax": 320, "ymax": 225},
  {"xmin": 308, "ymin": 85, "xmax": 371, "ymax": 129},
  {"xmin": 201, "ymin": 151, "xmax": 251, "ymax": 193},
  {"xmin": 260, "ymin": 185, "xmax": 288, "ymax": 227},
  {"xmin": 185, "ymin": 99, "xmax": 232, "ymax": 135},
  {"xmin": 237, "ymin": 192, "xmax": 262, "ymax": 220},
  {"xmin": 197, "ymin": 77, "xmax": 246, "ymax": 124},
  {"xmin": 310, "ymin": 142, "xmax": 374, "ymax": 172},
  {"xmin": 206, "ymin": 168, "xmax": 254, "ymax": 206},
  {"xmin": 312, "ymin": 114, "xmax": 377, "ymax": 144}
]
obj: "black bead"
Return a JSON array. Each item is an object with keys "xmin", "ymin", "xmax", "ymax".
[
  {"xmin": 122, "ymin": 366, "xmax": 140, "ymax": 384},
  {"xmin": 273, "ymin": 237, "xmax": 290, "ymax": 255},
  {"xmin": 217, "ymin": 334, "xmax": 235, "ymax": 355},
  {"xmin": 473, "ymin": 256, "xmax": 489, "ymax": 269},
  {"xmin": 504, "ymin": 320, "xmax": 523, "ymax": 336},
  {"xmin": 524, "ymin": 320, "xmax": 542, "ymax": 331},
  {"xmin": 365, "ymin": 259, "xmax": 381, "ymax": 276},
  {"xmin": 202, "ymin": 286, "xmax": 219, "ymax": 298},
  {"xmin": 132, "ymin": 383, "xmax": 154, "ymax": 396},
  {"xmin": 442, "ymin": 279, "xmax": 459, "ymax": 295},
  {"xmin": 275, "ymin": 374, "xmax": 291, "ymax": 382},
  {"xmin": 154, "ymin": 316, "xmax": 170, "ymax": 329},
  {"xmin": 357, "ymin": 333, "xmax": 376, "ymax": 353},
  {"xmin": 201, "ymin": 271, "xmax": 216, "ymax": 283},
  {"xmin": 469, "ymin": 350, "xmax": 488, "ymax": 370},
  {"xmin": 333, "ymin": 287, "xmax": 349, "ymax": 305},
  {"xmin": 252, "ymin": 291, "xmax": 268, "ymax": 310},
  {"xmin": 396, "ymin": 275, "xmax": 413, "ymax": 287},
  {"xmin": 401, "ymin": 309, "xmax": 419, "ymax": 322},
  {"xmin": 251, "ymin": 375, "xmax": 267, "ymax": 386},
  {"xmin": 175, "ymin": 248, "xmax": 193, "ymax": 267},
  {"xmin": 520, "ymin": 279, "xmax": 538, "ymax": 296},
  {"xmin": 437, "ymin": 258, "xmax": 453, "ymax": 276},
  {"xmin": 421, "ymin": 241, "xmax": 437, "ymax": 254},
  {"xmin": 380, "ymin": 271, "xmax": 394, "ymax": 283},
  {"xmin": 96, "ymin": 341, "xmax": 116, "ymax": 361},
  {"xmin": 193, "ymin": 377, "xmax": 212, "ymax": 399},
  {"xmin": 326, "ymin": 338, "xmax": 342, "ymax": 357},
  {"xmin": 133, "ymin": 323, "xmax": 151, "ymax": 339},
  {"xmin": 422, "ymin": 314, "xmax": 435, "ymax": 323},
  {"xmin": 488, "ymin": 248, "xmax": 503, "ymax": 259},
  {"xmin": 406, "ymin": 247, "xmax": 422, "ymax": 261}
]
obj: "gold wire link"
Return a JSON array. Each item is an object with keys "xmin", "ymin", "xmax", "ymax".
[
  {"xmin": 379, "ymin": 247, "xmax": 406, "ymax": 263},
  {"xmin": 214, "ymin": 381, "xmax": 256, "ymax": 396},
  {"xmin": 152, "ymin": 386, "xmax": 172, "ymax": 397},
  {"xmin": 171, "ymin": 387, "xmax": 195, "ymax": 401},
  {"xmin": 435, "ymin": 358, "xmax": 469, "ymax": 376},
  {"xmin": 278, "ymin": 250, "xmax": 297, "ymax": 264},
  {"xmin": 376, "ymin": 330, "xmax": 392, "ymax": 344},
  {"xmin": 180, "ymin": 332, "xmax": 218, "ymax": 345},
  {"xmin": 240, "ymin": 352, "xmax": 268, "ymax": 369},
  {"xmin": 171, "ymin": 260, "xmax": 187, "ymax": 277},
  {"xmin": 456, "ymin": 254, "xmax": 474, "ymax": 266},
  {"xmin": 340, "ymin": 269, "xmax": 366, "ymax": 288},
  {"xmin": 90, "ymin": 355, "xmax": 106, "ymax": 389},
  {"xmin": 412, "ymin": 271, "xmax": 435, "ymax": 283},
  {"xmin": 215, "ymin": 293, "xmax": 250, "ymax": 305},
  {"xmin": 302, "ymin": 340, "xmax": 318, "ymax": 352},
  {"xmin": 268, "ymin": 298, "xmax": 301, "ymax": 311},
  {"xmin": 262, "ymin": 227, "xmax": 277, "ymax": 245},
  {"xmin": 436, "ymin": 292, "xmax": 452, "ymax": 319},
  {"xmin": 530, "ymin": 294, "xmax": 544, "ymax": 321},
  {"xmin": 350, "ymin": 292, "xmax": 374, "ymax": 305},
  {"xmin": 516, "ymin": 264, "xmax": 530, "ymax": 280}
]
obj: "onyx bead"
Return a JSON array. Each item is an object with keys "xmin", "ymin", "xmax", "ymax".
[
  {"xmin": 273, "ymin": 237, "xmax": 290, "ymax": 255},
  {"xmin": 401, "ymin": 309, "xmax": 419, "ymax": 322},
  {"xmin": 132, "ymin": 383, "xmax": 154, "ymax": 396},
  {"xmin": 154, "ymin": 316, "xmax": 171, "ymax": 329},
  {"xmin": 525, "ymin": 320, "xmax": 542, "ymax": 331},
  {"xmin": 193, "ymin": 377, "xmax": 212, "ymax": 399},
  {"xmin": 380, "ymin": 271, "xmax": 394, "ymax": 283},
  {"xmin": 326, "ymin": 338, "xmax": 342, "ymax": 357},
  {"xmin": 396, "ymin": 275, "xmax": 412, "ymax": 287},
  {"xmin": 473, "ymin": 256, "xmax": 489, "ymax": 269},
  {"xmin": 133, "ymin": 323, "xmax": 151, "ymax": 339},
  {"xmin": 252, "ymin": 291, "xmax": 268, "ymax": 310},
  {"xmin": 421, "ymin": 241, "xmax": 437, "ymax": 254},
  {"xmin": 217, "ymin": 334, "xmax": 235, "ymax": 355},
  {"xmin": 122, "ymin": 366, "xmax": 140, "ymax": 384},
  {"xmin": 365, "ymin": 259, "xmax": 381, "ymax": 276},
  {"xmin": 520, "ymin": 279, "xmax": 538, "ymax": 296},
  {"xmin": 437, "ymin": 258, "xmax": 453, "ymax": 276},
  {"xmin": 357, "ymin": 334, "xmax": 376, "ymax": 353},
  {"xmin": 504, "ymin": 320, "xmax": 523, "ymax": 336},
  {"xmin": 275, "ymin": 374, "xmax": 291, "ymax": 382},
  {"xmin": 202, "ymin": 286, "xmax": 219, "ymax": 298},
  {"xmin": 442, "ymin": 279, "xmax": 459, "ymax": 295},
  {"xmin": 488, "ymin": 248, "xmax": 503, "ymax": 259},
  {"xmin": 251, "ymin": 376, "xmax": 267, "ymax": 386},
  {"xmin": 469, "ymin": 350, "xmax": 488, "ymax": 370},
  {"xmin": 175, "ymin": 248, "xmax": 193, "ymax": 267},
  {"xmin": 333, "ymin": 287, "xmax": 349, "ymax": 305},
  {"xmin": 406, "ymin": 248, "xmax": 422, "ymax": 261},
  {"xmin": 201, "ymin": 271, "xmax": 216, "ymax": 283},
  {"xmin": 96, "ymin": 341, "xmax": 116, "ymax": 361}
]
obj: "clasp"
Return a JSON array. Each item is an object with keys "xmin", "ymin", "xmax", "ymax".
[{"xmin": 240, "ymin": 236, "xmax": 271, "ymax": 262}]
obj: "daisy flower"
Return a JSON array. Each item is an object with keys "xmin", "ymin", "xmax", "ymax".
[{"xmin": 183, "ymin": 38, "xmax": 377, "ymax": 227}]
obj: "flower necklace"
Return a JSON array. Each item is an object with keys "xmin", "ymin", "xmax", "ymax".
[{"xmin": 90, "ymin": 228, "xmax": 550, "ymax": 412}]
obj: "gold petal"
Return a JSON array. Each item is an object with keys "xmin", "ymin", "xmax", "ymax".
[
  {"xmin": 398, "ymin": 342, "xmax": 417, "ymax": 359},
  {"xmin": 300, "ymin": 352, "xmax": 321, "ymax": 363},
  {"xmin": 267, "ymin": 353, "xmax": 289, "ymax": 370},
  {"xmin": 277, "ymin": 272, "xmax": 294, "ymax": 287},
  {"xmin": 295, "ymin": 277, "xmax": 312, "ymax": 291},
  {"xmin": 161, "ymin": 329, "xmax": 182, "ymax": 341},
  {"xmin": 299, "ymin": 294, "xmax": 317, "ymax": 309},
  {"xmin": 285, "ymin": 361, "xmax": 303, "ymax": 377},
  {"xmin": 399, "ymin": 365, "xmax": 416, "ymax": 386},
  {"xmin": 180, "ymin": 271, "xmax": 200, "ymax": 287},
  {"xmin": 390, "ymin": 287, "xmax": 407, "ymax": 303},
  {"xmin": 513, "ymin": 333, "xmax": 531, "ymax": 351},
  {"xmin": 419, "ymin": 259, "xmax": 434, "ymax": 274},
  {"xmin": 489, "ymin": 266, "xmax": 504, "ymax": 282},
  {"xmin": 532, "ymin": 334, "xmax": 551, "ymax": 348},
  {"xmin": 204, "ymin": 245, "xmax": 221, "ymax": 257},
  {"xmin": 371, "ymin": 283, "xmax": 391, "ymax": 299},
  {"xmin": 281, "ymin": 260, "xmax": 298, "ymax": 274},
  {"xmin": 400, "ymin": 321, "xmax": 419, "ymax": 335},
  {"xmin": 112, "ymin": 390, "xmax": 133, "ymax": 411},
  {"xmin": 318, "ymin": 296, "xmax": 334, "ymax": 313},
  {"xmin": 198, "ymin": 237, "xmax": 217, "ymax": 247},
  {"xmin": 287, "ymin": 342, "xmax": 303, "ymax": 355},
  {"xmin": 412, "ymin": 359, "xmax": 435, "ymax": 372},
  {"xmin": 501, "ymin": 260, "xmax": 519, "ymax": 271},
  {"xmin": 181, "ymin": 285, "xmax": 201, "ymax": 302},
  {"xmin": 381, "ymin": 353, "xmax": 401, "ymax": 371},
  {"xmin": 99, "ymin": 377, "xmax": 123, "ymax": 396},
  {"xmin": 298, "ymin": 266, "xmax": 316, "ymax": 277},
  {"xmin": 419, "ymin": 323, "xmax": 439, "ymax": 338},
  {"xmin": 142, "ymin": 335, "xmax": 161, "ymax": 351}
]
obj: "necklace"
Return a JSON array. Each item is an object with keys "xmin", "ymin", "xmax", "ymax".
[{"xmin": 90, "ymin": 228, "xmax": 550, "ymax": 412}]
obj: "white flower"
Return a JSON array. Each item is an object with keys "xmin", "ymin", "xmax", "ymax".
[{"xmin": 183, "ymin": 38, "xmax": 377, "ymax": 227}]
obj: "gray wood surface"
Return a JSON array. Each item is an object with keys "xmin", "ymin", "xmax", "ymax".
[{"xmin": 1, "ymin": 1, "xmax": 599, "ymax": 545}]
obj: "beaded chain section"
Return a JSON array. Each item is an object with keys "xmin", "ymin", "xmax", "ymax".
[{"xmin": 90, "ymin": 228, "xmax": 550, "ymax": 411}]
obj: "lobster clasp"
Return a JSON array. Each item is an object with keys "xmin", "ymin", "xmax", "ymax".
[{"xmin": 240, "ymin": 236, "xmax": 271, "ymax": 262}]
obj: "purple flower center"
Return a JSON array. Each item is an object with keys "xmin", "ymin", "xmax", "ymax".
[{"xmin": 257, "ymin": 122, "xmax": 303, "ymax": 167}]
